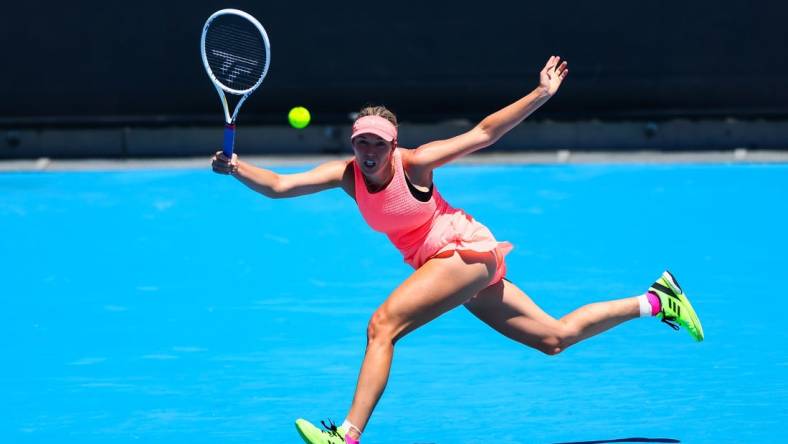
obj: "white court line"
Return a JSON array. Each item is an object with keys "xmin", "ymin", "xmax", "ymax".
[{"xmin": 1, "ymin": 150, "xmax": 788, "ymax": 172}]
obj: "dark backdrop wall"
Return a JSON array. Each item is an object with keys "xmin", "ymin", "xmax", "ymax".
[{"xmin": 2, "ymin": 0, "xmax": 785, "ymax": 126}]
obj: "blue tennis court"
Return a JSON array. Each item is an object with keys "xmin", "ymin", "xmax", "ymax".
[{"xmin": 1, "ymin": 162, "xmax": 786, "ymax": 443}]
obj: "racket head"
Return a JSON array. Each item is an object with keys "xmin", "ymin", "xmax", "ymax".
[{"xmin": 201, "ymin": 9, "xmax": 271, "ymax": 96}]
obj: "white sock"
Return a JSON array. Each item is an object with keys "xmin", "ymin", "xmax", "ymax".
[
  {"xmin": 637, "ymin": 294, "xmax": 652, "ymax": 317},
  {"xmin": 341, "ymin": 419, "xmax": 361, "ymax": 436}
]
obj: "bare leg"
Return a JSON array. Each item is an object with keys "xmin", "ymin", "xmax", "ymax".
[
  {"xmin": 464, "ymin": 279, "xmax": 641, "ymax": 355},
  {"xmin": 345, "ymin": 250, "xmax": 498, "ymax": 438}
]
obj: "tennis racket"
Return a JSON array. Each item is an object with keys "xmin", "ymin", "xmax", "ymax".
[{"xmin": 200, "ymin": 9, "xmax": 271, "ymax": 158}]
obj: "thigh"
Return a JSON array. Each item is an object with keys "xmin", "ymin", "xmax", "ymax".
[
  {"xmin": 379, "ymin": 249, "xmax": 497, "ymax": 342},
  {"xmin": 464, "ymin": 279, "xmax": 565, "ymax": 349}
]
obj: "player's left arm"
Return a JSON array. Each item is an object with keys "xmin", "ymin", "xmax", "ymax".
[{"xmin": 409, "ymin": 56, "xmax": 568, "ymax": 171}]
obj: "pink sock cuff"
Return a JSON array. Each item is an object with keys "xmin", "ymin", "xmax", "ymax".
[
  {"xmin": 345, "ymin": 433, "xmax": 360, "ymax": 444},
  {"xmin": 647, "ymin": 291, "xmax": 661, "ymax": 316}
]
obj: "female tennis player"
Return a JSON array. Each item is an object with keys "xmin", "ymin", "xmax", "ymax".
[{"xmin": 211, "ymin": 56, "xmax": 704, "ymax": 444}]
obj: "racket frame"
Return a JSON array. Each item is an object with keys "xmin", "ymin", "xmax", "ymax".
[{"xmin": 200, "ymin": 8, "xmax": 271, "ymax": 157}]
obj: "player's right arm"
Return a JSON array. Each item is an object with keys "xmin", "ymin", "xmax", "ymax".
[{"xmin": 212, "ymin": 151, "xmax": 354, "ymax": 199}]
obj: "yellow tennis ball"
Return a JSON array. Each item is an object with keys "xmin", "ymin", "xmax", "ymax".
[{"xmin": 288, "ymin": 106, "xmax": 311, "ymax": 129}]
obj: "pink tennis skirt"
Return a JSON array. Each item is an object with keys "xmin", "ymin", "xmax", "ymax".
[{"xmin": 400, "ymin": 209, "xmax": 513, "ymax": 286}]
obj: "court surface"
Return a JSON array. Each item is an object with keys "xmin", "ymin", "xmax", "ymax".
[{"xmin": 1, "ymin": 162, "xmax": 786, "ymax": 443}]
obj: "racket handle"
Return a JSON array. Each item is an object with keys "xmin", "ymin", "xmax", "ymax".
[{"xmin": 223, "ymin": 124, "xmax": 236, "ymax": 158}]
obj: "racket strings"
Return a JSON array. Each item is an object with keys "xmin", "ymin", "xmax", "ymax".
[{"xmin": 205, "ymin": 19, "xmax": 268, "ymax": 91}]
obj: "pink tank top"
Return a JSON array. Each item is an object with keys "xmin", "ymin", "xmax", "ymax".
[{"xmin": 353, "ymin": 148, "xmax": 509, "ymax": 268}]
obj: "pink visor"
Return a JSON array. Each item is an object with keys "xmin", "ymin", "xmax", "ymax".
[{"xmin": 351, "ymin": 115, "xmax": 397, "ymax": 142}]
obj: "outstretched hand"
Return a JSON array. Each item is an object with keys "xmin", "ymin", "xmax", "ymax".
[{"xmin": 539, "ymin": 55, "xmax": 569, "ymax": 96}]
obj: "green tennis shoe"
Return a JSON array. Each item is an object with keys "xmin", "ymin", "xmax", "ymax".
[
  {"xmin": 649, "ymin": 270, "xmax": 705, "ymax": 342},
  {"xmin": 295, "ymin": 418, "xmax": 347, "ymax": 444}
]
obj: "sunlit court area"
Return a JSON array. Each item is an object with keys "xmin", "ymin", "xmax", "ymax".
[{"xmin": 2, "ymin": 2, "xmax": 786, "ymax": 444}]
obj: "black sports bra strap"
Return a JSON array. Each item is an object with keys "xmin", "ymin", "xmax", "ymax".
[{"xmin": 404, "ymin": 172, "xmax": 433, "ymax": 202}]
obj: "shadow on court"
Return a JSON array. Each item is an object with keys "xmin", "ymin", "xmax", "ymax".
[{"xmin": 553, "ymin": 438, "xmax": 680, "ymax": 444}]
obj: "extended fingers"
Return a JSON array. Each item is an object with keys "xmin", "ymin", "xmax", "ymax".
[
  {"xmin": 543, "ymin": 56, "xmax": 569, "ymax": 77},
  {"xmin": 542, "ymin": 55, "xmax": 556, "ymax": 72}
]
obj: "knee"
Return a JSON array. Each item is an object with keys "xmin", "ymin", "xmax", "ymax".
[
  {"xmin": 541, "ymin": 346, "xmax": 563, "ymax": 356},
  {"xmin": 366, "ymin": 309, "xmax": 398, "ymax": 346},
  {"xmin": 537, "ymin": 338, "xmax": 564, "ymax": 356},
  {"xmin": 538, "ymin": 323, "xmax": 579, "ymax": 356}
]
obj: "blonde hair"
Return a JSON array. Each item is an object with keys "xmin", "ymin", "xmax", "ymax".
[{"xmin": 357, "ymin": 105, "xmax": 398, "ymax": 127}]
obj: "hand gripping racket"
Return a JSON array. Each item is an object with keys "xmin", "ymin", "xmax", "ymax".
[{"xmin": 201, "ymin": 9, "xmax": 270, "ymax": 158}]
